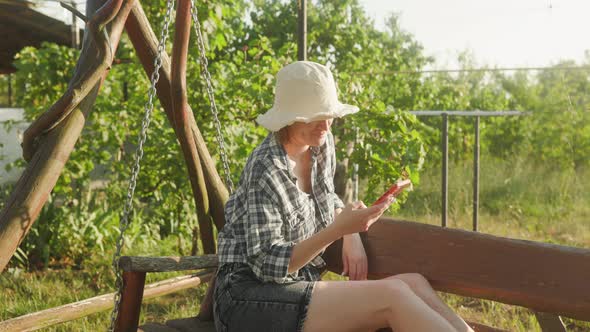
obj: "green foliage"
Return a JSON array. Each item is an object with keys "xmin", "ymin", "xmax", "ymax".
[
  {"xmin": 306, "ymin": 0, "xmax": 430, "ymax": 201},
  {"xmin": 0, "ymin": 75, "xmax": 11, "ymax": 107},
  {"xmin": 10, "ymin": 42, "xmax": 199, "ymax": 268},
  {"xmin": 3, "ymin": 1, "xmax": 590, "ymax": 330},
  {"xmin": 5, "ymin": 0, "xmax": 590, "ymax": 270},
  {"xmin": 523, "ymin": 62, "xmax": 590, "ymax": 170}
]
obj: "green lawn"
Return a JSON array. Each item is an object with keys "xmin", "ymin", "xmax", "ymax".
[
  {"xmin": 3, "ymin": 210, "xmax": 589, "ymax": 332},
  {"xmin": 2, "ymin": 159, "xmax": 590, "ymax": 331}
]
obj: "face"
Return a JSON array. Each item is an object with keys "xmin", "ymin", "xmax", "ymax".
[{"xmin": 287, "ymin": 118, "xmax": 334, "ymax": 147}]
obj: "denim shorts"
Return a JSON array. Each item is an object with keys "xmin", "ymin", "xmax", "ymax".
[{"xmin": 213, "ymin": 263, "xmax": 317, "ymax": 332}]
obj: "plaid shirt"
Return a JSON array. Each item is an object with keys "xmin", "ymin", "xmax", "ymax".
[{"xmin": 218, "ymin": 131, "xmax": 345, "ymax": 283}]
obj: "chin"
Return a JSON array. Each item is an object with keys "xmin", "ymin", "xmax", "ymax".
[{"xmin": 311, "ymin": 136, "xmax": 327, "ymax": 147}]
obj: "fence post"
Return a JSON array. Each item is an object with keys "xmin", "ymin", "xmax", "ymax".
[
  {"xmin": 473, "ymin": 115, "xmax": 480, "ymax": 231},
  {"xmin": 297, "ymin": 0, "xmax": 307, "ymax": 61},
  {"xmin": 441, "ymin": 113, "xmax": 448, "ymax": 227}
]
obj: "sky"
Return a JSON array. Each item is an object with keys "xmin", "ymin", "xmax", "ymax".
[
  {"xmin": 38, "ymin": 0, "xmax": 590, "ymax": 69},
  {"xmin": 362, "ymin": 0, "xmax": 590, "ymax": 68}
]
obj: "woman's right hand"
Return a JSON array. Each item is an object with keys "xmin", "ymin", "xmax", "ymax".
[{"xmin": 332, "ymin": 198, "xmax": 394, "ymax": 236}]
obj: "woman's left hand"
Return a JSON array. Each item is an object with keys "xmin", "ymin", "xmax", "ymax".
[{"xmin": 341, "ymin": 233, "xmax": 368, "ymax": 280}]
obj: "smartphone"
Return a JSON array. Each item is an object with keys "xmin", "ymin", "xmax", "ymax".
[{"xmin": 372, "ymin": 179, "xmax": 412, "ymax": 206}]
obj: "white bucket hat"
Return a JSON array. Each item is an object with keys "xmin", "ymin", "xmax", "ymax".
[{"xmin": 256, "ymin": 61, "xmax": 359, "ymax": 131}]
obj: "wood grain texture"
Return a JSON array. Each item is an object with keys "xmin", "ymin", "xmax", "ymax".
[
  {"xmin": 0, "ymin": 0, "xmax": 134, "ymax": 272},
  {"xmin": 170, "ymin": 0, "xmax": 215, "ymax": 254},
  {"xmin": 115, "ymin": 272, "xmax": 147, "ymax": 332},
  {"xmin": 324, "ymin": 218, "xmax": 590, "ymax": 321},
  {"xmin": 119, "ymin": 255, "xmax": 219, "ymax": 272},
  {"xmin": 534, "ymin": 311, "xmax": 566, "ymax": 332},
  {"xmin": 139, "ymin": 317, "xmax": 215, "ymax": 332},
  {"xmin": 125, "ymin": 2, "xmax": 229, "ymax": 236}
]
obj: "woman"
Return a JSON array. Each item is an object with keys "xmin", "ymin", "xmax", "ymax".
[{"xmin": 213, "ymin": 61, "xmax": 473, "ymax": 332}]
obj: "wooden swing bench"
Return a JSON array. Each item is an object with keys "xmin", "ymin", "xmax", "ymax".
[
  {"xmin": 114, "ymin": 218, "xmax": 590, "ymax": 332},
  {"xmin": 3, "ymin": 1, "xmax": 584, "ymax": 330}
]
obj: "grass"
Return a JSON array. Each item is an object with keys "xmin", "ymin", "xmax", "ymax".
[
  {"xmin": 1, "ymin": 238, "xmax": 210, "ymax": 331},
  {"xmin": 2, "ymin": 157, "xmax": 590, "ymax": 331},
  {"xmin": 397, "ymin": 156, "xmax": 590, "ymax": 248},
  {"xmin": 391, "ymin": 157, "xmax": 590, "ymax": 331}
]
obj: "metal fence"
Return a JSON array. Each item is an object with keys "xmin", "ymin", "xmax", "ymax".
[{"xmin": 409, "ymin": 110, "xmax": 528, "ymax": 231}]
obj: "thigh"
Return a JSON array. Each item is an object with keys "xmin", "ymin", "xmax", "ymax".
[
  {"xmin": 303, "ymin": 279, "xmax": 456, "ymax": 332},
  {"xmin": 214, "ymin": 264, "xmax": 315, "ymax": 332},
  {"xmin": 303, "ymin": 280, "xmax": 394, "ymax": 332}
]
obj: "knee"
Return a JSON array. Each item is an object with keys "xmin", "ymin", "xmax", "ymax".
[
  {"xmin": 393, "ymin": 273, "xmax": 430, "ymax": 289},
  {"xmin": 380, "ymin": 279, "xmax": 419, "ymax": 319},
  {"xmin": 383, "ymin": 278, "xmax": 413, "ymax": 298}
]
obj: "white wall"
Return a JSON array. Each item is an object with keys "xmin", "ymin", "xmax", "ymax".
[{"xmin": 0, "ymin": 108, "xmax": 28, "ymax": 185}]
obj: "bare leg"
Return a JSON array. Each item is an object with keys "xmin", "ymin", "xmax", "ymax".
[
  {"xmin": 303, "ymin": 278, "xmax": 457, "ymax": 332},
  {"xmin": 387, "ymin": 273, "xmax": 473, "ymax": 332}
]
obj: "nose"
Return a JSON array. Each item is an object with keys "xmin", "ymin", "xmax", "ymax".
[{"xmin": 318, "ymin": 119, "xmax": 332, "ymax": 131}]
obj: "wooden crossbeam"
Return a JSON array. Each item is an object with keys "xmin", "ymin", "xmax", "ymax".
[{"xmin": 119, "ymin": 254, "xmax": 219, "ymax": 272}]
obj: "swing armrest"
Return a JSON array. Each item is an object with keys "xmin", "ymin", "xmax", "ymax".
[{"xmin": 119, "ymin": 254, "xmax": 218, "ymax": 272}]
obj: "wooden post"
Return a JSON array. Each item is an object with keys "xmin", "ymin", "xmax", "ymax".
[
  {"xmin": 473, "ymin": 115, "xmax": 480, "ymax": 231},
  {"xmin": 297, "ymin": 0, "xmax": 306, "ymax": 61},
  {"xmin": 125, "ymin": 3, "xmax": 229, "ymax": 237},
  {"xmin": 0, "ymin": 0, "xmax": 134, "ymax": 272},
  {"xmin": 71, "ymin": 1, "xmax": 80, "ymax": 49},
  {"xmin": 171, "ymin": 0, "xmax": 215, "ymax": 254},
  {"xmin": 441, "ymin": 113, "xmax": 448, "ymax": 227},
  {"xmin": 114, "ymin": 271, "xmax": 147, "ymax": 332}
]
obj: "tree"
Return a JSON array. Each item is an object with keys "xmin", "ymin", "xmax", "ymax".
[{"xmin": 4, "ymin": 0, "xmax": 433, "ymax": 267}]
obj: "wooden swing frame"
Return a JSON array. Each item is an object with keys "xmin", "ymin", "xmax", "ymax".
[{"xmin": 0, "ymin": 0, "xmax": 588, "ymax": 331}]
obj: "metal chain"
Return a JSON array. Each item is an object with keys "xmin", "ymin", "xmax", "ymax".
[
  {"xmin": 189, "ymin": 0, "xmax": 234, "ymax": 193},
  {"xmin": 107, "ymin": 0, "xmax": 175, "ymax": 330}
]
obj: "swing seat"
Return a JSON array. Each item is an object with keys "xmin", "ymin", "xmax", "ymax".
[
  {"xmin": 139, "ymin": 317, "xmax": 214, "ymax": 332},
  {"xmin": 117, "ymin": 218, "xmax": 590, "ymax": 332}
]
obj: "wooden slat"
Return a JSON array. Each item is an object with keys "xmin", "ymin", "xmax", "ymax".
[
  {"xmin": 467, "ymin": 321, "xmax": 509, "ymax": 332},
  {"xmin": 324, "ymin": 218, "xmax": 590, "ymax": 322},
  {"xmin": 140, "ymin": 317, "xmax": 217, "ymax": 332},
  {"xmin": 138, "ymin": 323, "xmax": 180, "ymax": 332},
  {"xmin": 534, "ymin": 312, "xmax": 566, "ymax": 332},
  {"xmin": 119, "ymin": 255, "xmax": 218, "ymax": 272},
  {"xmin": 141, "ymin": 318, "xmax": 502, "ymax": 332},
  {"xmin": 0, "ymin": 3, "xmax": 72, "ymax": 44},
  {"xmin": 376, "ymin": 321, "xmax": 508, "ymax": 332},
  {"xmin": 0, "ymin": 272, "xmax": 213, "ymax": 331},
  {"xmin": 165, "ymin": 317, "xmax": 215, "ymax": 332}
]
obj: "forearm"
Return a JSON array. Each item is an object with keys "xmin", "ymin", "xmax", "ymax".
[
  {"xmin": 288, "ymin": 223, "xmax": 342, "ymax": 274},
  {"xmin": 337, "ymin": 208, "xmax": 359, "ymax": 242}
]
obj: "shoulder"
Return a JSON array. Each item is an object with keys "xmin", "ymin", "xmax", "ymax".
[{"xmin": 243, "ymin": 134, "xmax": 287, "ymax": 189}]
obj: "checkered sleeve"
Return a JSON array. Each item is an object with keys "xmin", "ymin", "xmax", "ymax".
[
  {"xmin": 245, "ymin": 179, "xmax": 295, "ymax": 283},
  {"xmin": 329, "ymin": 133, "xmax": 345, "ymax": 210}
]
